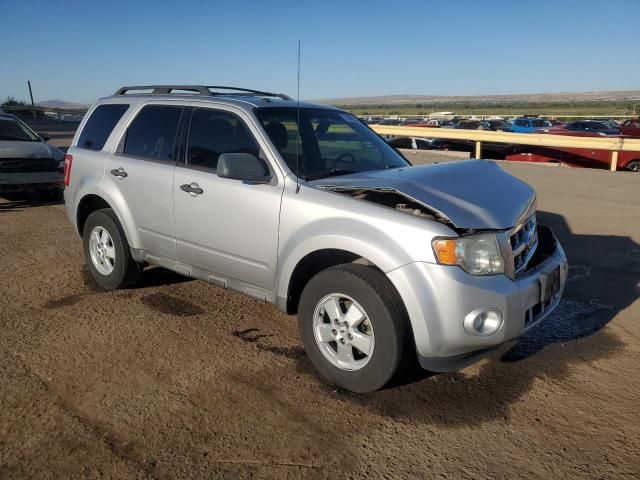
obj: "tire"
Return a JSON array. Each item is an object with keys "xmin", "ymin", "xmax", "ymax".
[
  {"xmin": 627, "ymin": 161, "xmax": 640, "ymax": 172},
  {"xmin": 298, "ymin": 264, "xmax": 412, "ymax": 393},
  {"xmin": 82, "ymin": 208, "xmax": 142, "ymax": 290}
]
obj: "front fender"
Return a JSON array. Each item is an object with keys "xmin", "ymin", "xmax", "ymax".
[
  {"xmin": 275, "ymin": 179, "xmax": 457, "ymax": 302},
  {"xmin": 276, "ymin": 223, "xmax": 406, "ymax": 302}
]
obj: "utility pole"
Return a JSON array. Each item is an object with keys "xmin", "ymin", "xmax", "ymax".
[{"xmin": 27, "ymin": 80, "xmax": 35, "ymax": 118}]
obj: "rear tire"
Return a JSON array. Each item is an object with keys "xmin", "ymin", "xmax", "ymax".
[
  {"xmin": 298, "ymin": 264, "xmax": 412, "ymax": 393},
  {"xmin": 83, "ymin": 208, "xmax": 142, "ymax": 290},
  {"xmin": 627, "ymin": 161, "xmax": 640, "ymax": 172}
]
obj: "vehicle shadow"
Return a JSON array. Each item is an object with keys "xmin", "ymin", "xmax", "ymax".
[
  {"xmin": 0, "ymin": 191, "xmax": 63, "ymax": 212},
  {"xmin": 502, "ymin": 210, "xmax": 640, "ymax": 361},
  {"xmin": 135, "ymin": 266, "xmax": 193, "ymax": 289}
]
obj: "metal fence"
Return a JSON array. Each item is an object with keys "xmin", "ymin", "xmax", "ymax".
[{"xmin": 371, "ymin": 125, "xmax": 640, "ymax": 171}]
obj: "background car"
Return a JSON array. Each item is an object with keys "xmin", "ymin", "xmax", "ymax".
[
  {"xmin": 507, "ymin": 129, "xmax": 640, "ymax": 171},
  {"xmin": 400, "ymin": 118, "xmax": 423, "ymax": 126},
  {"xmin": 386, "ymin": 136, "xmax": 432, "ymax": 150},
  {"xmin": 454, "ymin": 120, "xmax": 486, "ymax": 130},
  {"xmin": 0, "ymin": 113, "xmax": 65, "ymax": 197},
  {"xmin": 429, "ymin": 138, "xmax": 517, "ymax": 159},
  {"xmin": 511, "ymin": 117, "xmax": 552, "ymax": 133},
  {"xmin": 378, "ymin": 118, "xmax": 402, "ymax": 125},
  {"xmin": 563, "ymin": 120, "xmax": 620, "ymax": 135},
  {"xmin": 483, "ymin": 119, "xmax": 512, "ymax": 131},
  {"xmin": 620, "ymin": 118, "xmax": 640, "ymax": 137}
]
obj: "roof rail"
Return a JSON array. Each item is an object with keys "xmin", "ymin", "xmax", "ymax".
[{"xmin": 114, "ymin": 85, "xmax": 292, "ymax": 100}]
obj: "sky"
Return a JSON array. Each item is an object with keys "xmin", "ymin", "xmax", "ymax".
[{"xmin": 1, "ymin": 0, "xmax": 639, "ymax": 104}]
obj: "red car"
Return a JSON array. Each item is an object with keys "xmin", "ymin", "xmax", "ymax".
[
  {"xmin": 505, "ymin": 129, "xmax": 640, "ymax": 172},
  {"xmin": 620, "ymin": 118, "xmax": 640, "ymax": 137}
]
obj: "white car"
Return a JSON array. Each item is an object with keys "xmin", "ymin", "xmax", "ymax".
[{"xmin": 0, "ymin": 113, "xmax": 65, "ymax": 195}]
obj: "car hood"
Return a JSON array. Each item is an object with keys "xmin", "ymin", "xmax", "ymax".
[
  {"xmin": 311, "ymin": 160, "xmax": 536, "ymax": 230},
  {"xmin": 0, "ymin": 140, "xmax": 64, "ymax": 161}
]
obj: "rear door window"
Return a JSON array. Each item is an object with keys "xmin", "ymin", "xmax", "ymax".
[
  {"xmin": 77, "ymin": 104, "xmax": 129, "ymax": 151},
  {"xmin": 123, "ymin": 105, "xmax": 183, "ymax": 162},
  {"xmin": 186, "ymin": 108, "xmax": 260, "ymax": 171}
]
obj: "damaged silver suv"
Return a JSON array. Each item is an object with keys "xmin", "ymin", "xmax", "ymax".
[{"xmin": 64, "ymin": 85, "xmax": 568, "ymax": 393}]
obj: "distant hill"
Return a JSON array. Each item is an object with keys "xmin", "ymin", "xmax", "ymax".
[
  {"xmin": 316, "ymin": 90, "xmax": 640, "ymax": 106},
  {"xmin": 37, "ymin": 99, "xmax": 90, "ymax": 110}
]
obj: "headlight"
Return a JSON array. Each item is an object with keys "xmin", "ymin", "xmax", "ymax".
[{"xmin": 432, "ymin": 232, "xmax": 505, "ymax": 275}]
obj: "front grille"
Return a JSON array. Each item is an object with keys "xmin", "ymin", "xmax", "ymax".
[
  {"xmin": 0, "ymin": 158, "xmax": 60, "ymax": 173},
  {"xmin": 509, "ymin": 213, "xmax": 538, "ymax": 275}
]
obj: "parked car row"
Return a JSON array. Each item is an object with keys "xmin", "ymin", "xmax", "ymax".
[
  {"xmin": 368, "ymin": 114, "xmax": 640, "ymax": 138},
  {"xmin": 385, "ymin": 116, "xmax": 640, "ymax": 171}
]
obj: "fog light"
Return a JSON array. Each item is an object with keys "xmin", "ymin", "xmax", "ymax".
[{"xmin": 464, "ymin": 308, "xmax": 503, "ymax": 336}]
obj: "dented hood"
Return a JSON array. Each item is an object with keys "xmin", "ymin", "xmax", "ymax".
[{"xmin": 312, "ymin": 160, "xmax": 536, "ymax": 230}]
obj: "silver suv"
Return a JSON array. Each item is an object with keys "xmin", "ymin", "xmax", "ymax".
[{"xmin": 63, "ymin": 85, "xmax": 568, "ymax": 393}]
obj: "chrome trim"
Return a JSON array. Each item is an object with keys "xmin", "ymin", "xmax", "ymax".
[{"xmin": 500, "ymin": 212, "xmax": 538, "ymax": 279}]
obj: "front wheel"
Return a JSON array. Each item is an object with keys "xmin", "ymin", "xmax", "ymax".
[
  {"xmin": 83, "ymin": 208, "xmax": 142, "ymax": 290},
  {"xmin": 627, "ymin": 161, "xmax": 640, "ymax": 172},
  {"xmin": 298, "ymin": 264, "xmax": 412, "ymax": 393}
]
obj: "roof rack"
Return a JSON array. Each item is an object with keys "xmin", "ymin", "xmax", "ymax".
[{"xmin": 114, "ymin": 85, "xmax": 292, "ymax": 100}]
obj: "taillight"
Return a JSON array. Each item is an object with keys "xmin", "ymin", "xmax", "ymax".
[{"xmin": 64, "ymin": 154, "xmax": 73, "ymax": 186}]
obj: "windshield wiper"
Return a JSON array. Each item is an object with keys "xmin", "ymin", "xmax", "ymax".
[{"xmin": 304, "ymin": 168, "xmax": 358, "ymax": 181}]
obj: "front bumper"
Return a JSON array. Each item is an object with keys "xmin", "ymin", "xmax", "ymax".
[{"xmin": 387, "ymin": 226, "xmax": 568, "ymax": 371}]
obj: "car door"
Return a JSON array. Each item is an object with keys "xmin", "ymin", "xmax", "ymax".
[
  {"xmin": 104, "ymin": 103, "xmax": 184, "ymax": 259},
  {"xmin": 172, "ymin": 105, "xmax": 284, "ymax": 290}
]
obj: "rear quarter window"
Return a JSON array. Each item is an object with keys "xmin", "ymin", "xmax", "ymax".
[
  {"xmin": 122, "ymin": 105, "xmax": 183, "ymax": 162},
  {"xmin": 77, "ymin": 104, "xmax": 129, "ymax": 151}
]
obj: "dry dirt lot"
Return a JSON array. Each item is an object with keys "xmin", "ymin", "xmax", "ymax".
[{"xmin": 0, "ymin": 161, "xmax": 639, "ymax": 479}]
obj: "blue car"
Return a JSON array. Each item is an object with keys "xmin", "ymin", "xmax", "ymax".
[{"xmin": 511, "ymin": 117, "xmax": 552, "ymax": 133}]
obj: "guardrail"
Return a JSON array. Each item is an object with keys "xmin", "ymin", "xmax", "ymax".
[{"xmin": 371, "ymin": 125, "xmax": 640, "ymax": 171}]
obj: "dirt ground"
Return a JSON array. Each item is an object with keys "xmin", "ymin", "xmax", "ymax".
[{"xmin": 0, "ymin": 160, "xmax": 639, "ymax": 479}]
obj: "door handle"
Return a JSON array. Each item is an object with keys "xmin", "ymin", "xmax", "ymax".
[
  {"xmin": 180, "ymin": 183, "xmax": 204, "ymax": 195},
  {"xmin": 110, "ymin": 168, "xmax": 128, "ymax": 178}
]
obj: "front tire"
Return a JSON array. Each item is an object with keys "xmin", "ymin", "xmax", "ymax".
[
  {"xmin": 298, "ymin": 264, "xmax": 412, "ymax": 393},
  {"xmin": 83, "ymin": 208, "xmax": 142, "ymax": 290}
]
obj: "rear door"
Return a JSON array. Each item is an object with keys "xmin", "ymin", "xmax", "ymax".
[
  {"xmin": 172, "ymin": 105, "xmax": 283, "ymax": 290},
  {"xmin": 104, "ymin": 104, "xmax": 184, "ymax": 259}
]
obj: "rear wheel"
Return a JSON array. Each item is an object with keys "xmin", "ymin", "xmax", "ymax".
[
  {"xmin": 627, "ymin": 161, "xmax": 640, "ymax": 172},
  {"xmin": 298, "ymin": 264, "xmax": 412, "ymax": 393},
  {"xmin": 83, "ymin": 209, "xmax": 142, "ymax": 289}
]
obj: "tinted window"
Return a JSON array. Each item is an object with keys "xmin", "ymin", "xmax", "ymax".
[
  {"xmin": 123, "ymin": 105, "xmax": 182, "ymax": 161},
  {"xmin": 0, "ymin": 116, "xmax": 39, "ymax": 142},
  {"xmin": 531, "ymin": 119, "xmax": 548, "ymax": 127},
  {"xmin": 77, "ymin": 104, "xmax": 128, "ymax": 151},
  {"xmin": 186, "ymin": 109, "xmax": 259, "ymax": 171}
]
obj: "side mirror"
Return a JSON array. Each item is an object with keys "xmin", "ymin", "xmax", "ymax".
[
  {"xmin": 38, "ymin": 132, "xmax": 51, "ymax": 141},
  {"xmin": 217, "ymin": 153, "xmax": 271, "ymax": 184}
]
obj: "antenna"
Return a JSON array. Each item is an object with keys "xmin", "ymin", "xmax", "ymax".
[{"xmin": 295, "ymin": 40, "xmax": 301, "ymax": 193}]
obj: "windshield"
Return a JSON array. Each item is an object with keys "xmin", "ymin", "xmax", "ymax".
[
  {"xmin": 531, "ymin": 119, "xmax": 550, "ymax": 127},
  {"xmin": 0, "ymin": 116, "xmax": 40, "ymax": 142},
  {"xmin": 254, "ymin": 107, "xmax": 409, "ymax": 180}
]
